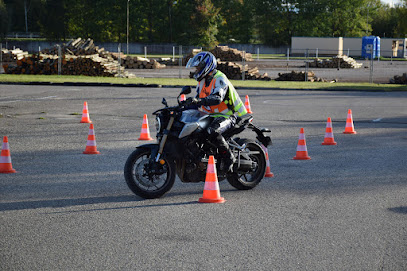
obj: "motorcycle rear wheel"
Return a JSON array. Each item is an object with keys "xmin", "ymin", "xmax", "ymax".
[
  {"xmin": 124, "ymin": 148, "xmax": 175, "ymax": 199},
  {"xmin": 226, "ymin": 139, "xmax": 266, "ymax": 190}
]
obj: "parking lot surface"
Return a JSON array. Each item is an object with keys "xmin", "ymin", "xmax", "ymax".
[{"xmin": 1, "ymin": 85, "xmax": 406, "ymax": 270}]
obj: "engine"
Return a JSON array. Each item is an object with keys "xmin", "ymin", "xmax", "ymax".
[{"xmin": 177, "ymin": 138, "xmax": 208, "ymax": 183}]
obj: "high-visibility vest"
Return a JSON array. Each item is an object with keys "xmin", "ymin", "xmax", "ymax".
[{"xmin": 198, "ymin": 71, "xmax": 247, "ymax": 117}]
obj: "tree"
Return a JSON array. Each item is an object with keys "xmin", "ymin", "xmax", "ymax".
[
  {"xmin": 0, "ymin": 0, "xmax": 8, "ymax": 38},
  {"xmin": 393, "ymin": 0, "xmax": 407, "ymax": 37},
  {"xmin": 214, "ymin": 0, "xmax": 256, "ymax": 44}
]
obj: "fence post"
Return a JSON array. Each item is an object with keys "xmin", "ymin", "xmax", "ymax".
[
  {"xmin": 257, "ymin": 47, "xmax": 259, "ymax": 60},
  {"xmin": 305, "ymin": 48, "xmax": 309, "ymax": 82},
  {"xmin": 172, "ymin": 46, "xmax": 175, "ymax": 62},
  {"xmin": 57, "ymin": 45, "xmax": 62, "ymax": 75},
  {"xmin": 316, "ymin": 48, "xmax": 318, "ymax": 58},
  {"xmin": 0, "ymin": 43, "xmax": 2, "ymax": 73},
  {"xmin": 144, "ymin": 46, "xmax": 147, "ymax": 59},
  {"xmin": 118, "ymin": 44, "xmax": 121, "ymax": 77},
  {"xmin": 242, "ymin": 51, "xmax": 246, "ymax": 81},
  {"xmin": 286, "ymin": 48, "xmax": 290, "ymax": 71},
  {"xmin": 179, "ymin": 45, "xmax": 182, "ymax": 79},
  {"xmin": 369, "ymin": 50, "xmax": 374, "ymax": 83}
]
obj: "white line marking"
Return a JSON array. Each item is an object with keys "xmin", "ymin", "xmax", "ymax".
[{"xmin": 372, "ymin": 118, "xmax": 382, "ymax": 122}]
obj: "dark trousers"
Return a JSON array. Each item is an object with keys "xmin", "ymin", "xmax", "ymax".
[{"xmin": 207, "ymin": 115, "xmax": 237, "ymax": 155}]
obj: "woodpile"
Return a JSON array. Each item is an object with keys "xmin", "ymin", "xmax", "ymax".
[
  {"xmin": 308, "ymin": 55, "xmax": 363, "ymax": 69},
  {"xmin": 389, "ymin": 73, "xmax": 407, "ymax": 84},
  {"xmin": 189, "ymin": 61, "xmax": 271, "ymax": 81},
  {"xmin": 117, "ymin": 55, "xmax": 166, "ymax": 69},
  {"xmin": 3, "ymin": 53, "xmax": 129, "ymax": 77},
  {"xmin": 210, "ymin": 46, "xmax": 253, "ymax": 62},
  {"xmin": 1, "ymin": 48, "xmax": 30, "ymax": 62},
  {"xmin": 41, "ymin": 38, "xmax": 107, "ymax": 56},
  {"xmin": 2, "ymin": 38, "xmax": 135, "ymax": 77},
  {"xmin": 275, "ymin": 70, "xmax": 329, "ymax": 82},
  {"xmin": 158, "ymin": 57, "xmax": 179, "ymax": 66}
]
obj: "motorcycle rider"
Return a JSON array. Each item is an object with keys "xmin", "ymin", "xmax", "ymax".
[{"xmin": 185, "ymin": 51, "xmax": 248, "ymax": 172}]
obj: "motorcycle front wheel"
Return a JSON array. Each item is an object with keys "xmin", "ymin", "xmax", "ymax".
[
  {"xmin": 124, "ymin": 148, "xmax": 175, "ymax": 199},
  {"xmin": 226, "ymin": 139, "xmax": 266, "ymax": 190}
]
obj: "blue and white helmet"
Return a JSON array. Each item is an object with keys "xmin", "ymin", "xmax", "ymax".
[{"xmin": 186, "ymin": 51, "xmax": 217, "ymax": 81}]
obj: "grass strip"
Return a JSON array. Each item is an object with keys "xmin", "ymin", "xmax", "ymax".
[{"xmin": 0, "ymin": 74, "xmax": 406, "ymax": 91}]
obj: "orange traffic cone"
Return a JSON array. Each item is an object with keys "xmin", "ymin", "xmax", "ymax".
[
  {"xmin": 180, "ymin": 94, "xmax": 186, "ymax": 102},
  {"xmin": 343, "ymin": 109, "xmax": 357, "ymax": 134},
  {"xmin": 322, "ymin": 117, "xmax": 337, "ymax": 145},
  {"xmin": 0, "ymin": 136, "xmax": 17, "ymax": 173},
  {"xmin": 199, "ymin": 155, "xmax": 225, "ymax": 203},
  {"xmin": 293, "ymin": 128, "xmax": 311, "ymax": 160},
  {"xmin": 83, "ymin": 124, "xmax": 100, "ymax": 154},
  {"xmin": 138, "ymin": 114, "xmax": 154, "ymax": 141},
  {"xmin": 244, "ymin": 95, "xmax": 253, "ymax": 114},
  {"xmin": 261, "ymin": 144, "xmax": 274, "ymax": 177},
  {"xmin": 80, "ymin": 101, "xmax": 92, "ymax": 123}
]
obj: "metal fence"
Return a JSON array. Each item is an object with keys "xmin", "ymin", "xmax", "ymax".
[{"xmin": 1, "ymin": 42, "xmax": 406, "ymax": 84}]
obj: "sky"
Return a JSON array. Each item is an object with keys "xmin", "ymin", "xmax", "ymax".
[{"xmin": 381, "ymin": 0, "xmax": 403, "ymax": 7}]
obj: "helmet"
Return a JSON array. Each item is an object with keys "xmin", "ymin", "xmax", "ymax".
[{"xmin": 186, "ymin": 51, "xmax": 217, "ymax": 81}]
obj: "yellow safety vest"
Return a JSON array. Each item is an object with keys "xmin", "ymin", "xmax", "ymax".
[{"xmin": 199, "ymin": 71, "xmax": 247, "ymax": 118}]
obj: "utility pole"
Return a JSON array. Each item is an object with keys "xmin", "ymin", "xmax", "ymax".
[
  {"xmin": 24, "ymin": 0, "xmax": 28, "ymax": 33},
  {"xmin": 127, "ymin": 0, "xmax": 130, "ymax": 54}
]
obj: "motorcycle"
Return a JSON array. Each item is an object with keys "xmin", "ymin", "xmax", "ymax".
[{"xmin": 124, "ymin": 86, "xmax": 272, "ymax": 199}]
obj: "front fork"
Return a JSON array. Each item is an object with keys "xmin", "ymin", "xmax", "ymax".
[{"xmin": 155, "ymin": 113, "xmax": 175, "ymax": 162}]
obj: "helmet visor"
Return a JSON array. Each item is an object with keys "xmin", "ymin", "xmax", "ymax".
[{"xmin": 186, "ymin": 55, "xmax": 201, "ymax": 68}]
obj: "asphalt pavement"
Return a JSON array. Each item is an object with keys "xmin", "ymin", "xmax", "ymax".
[{"xmin": 1, "ymin": 85, "xmax": 406, "ymax": 270}]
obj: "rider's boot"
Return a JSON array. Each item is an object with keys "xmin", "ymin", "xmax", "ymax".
[{"xmin": 218, "ymin": 137, "xmax": 236, "ymax": 172}]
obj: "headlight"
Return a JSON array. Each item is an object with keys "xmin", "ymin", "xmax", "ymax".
[{"xmin": 155, "ymin": 116, "xmax": 161, "ymax": 133}]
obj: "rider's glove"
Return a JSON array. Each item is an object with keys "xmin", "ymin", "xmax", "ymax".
[{"xmin": 185, "ymin": 97, "xmax": 202, "ymax": 106}]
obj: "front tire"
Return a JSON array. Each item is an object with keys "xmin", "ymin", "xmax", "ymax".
[
  {"xmin": 226, "ymin": 139, "xmax": 266, "ymax": 190},
  {"xmin": 124, "ymin": 148, "xmax": 175, "ymax": 199}
]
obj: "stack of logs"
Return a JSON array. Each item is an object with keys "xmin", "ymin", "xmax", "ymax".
[
  {"xmin": 2, "ymin": 38, "xmax": 133, "ymax": 77},
  {"xmin": 186, "ymin": 46, "xmax": 269, "ymax": 80},
  {"xmin": 217, "ymin": 61, "xmax": 270, "ymax": 80},
  {"xmin": 308, "ymin": 55, "xmax": 363, "ymax": 69},
  {"xmin": 158, "ymin": 58, "xmax": 179, "ymax": 66},
  {"xmin": 41, "ymin": 38, "xmax": 107, "ymax": 57},
  {"xmin": 3, "ymin": 53, "xmax": 127, "ymax": 77},
  {"xmin": 389, "ymin": 73, "xmax": 407, "ymax": 84},
  {"xmin": 210, "ymin": 46, "xmax": 253, "ymax": 62},
  {"xmin": 115, "ymin": 55, "xmax": 166, "ymax": 69},
  {"xmin": 275, "ymin": 70, "xmax": 329, "ymax": 82},
  {"xmin": 1, "ymin": 48, "xmax": 29, "ymax": 62}
]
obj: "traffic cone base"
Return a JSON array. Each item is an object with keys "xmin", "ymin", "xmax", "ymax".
[
  {"xmin": 0, "ymin": 136, "xmax": 17, "ymax": 173},
  {"xmin": 322, "ymin": 117, "xmax": 337, "ymax": 145},
  {"xmin": 199, "ymin": 156, "xmax": 225, "ymax": 203},
  {"xmin": 293, "ymin": 128, "xmax": 311, "ymax": 160},
  {"xmin": 138, "ymin": 114, "xmax": 154, "ymax": 141},
  {"xmin": 199, "ymin": 197, "xmax": 225, "ymax": 203},
  {"xmin": 343, "ymin": 131, "xmax": 357, "ymax": 134},
  {"xmin": 293, "ymin": 152, "xmax": 311, "ymax": 160},
  {"xmin": 322, "ymin": 140, "xmax": 337, "ymax": 145},
  {"xmin": 83, "ymin": 124, "xmax": 100, "ymax": 154}
]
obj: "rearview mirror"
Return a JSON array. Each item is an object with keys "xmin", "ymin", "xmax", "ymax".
[
  {"xmin": 162, "ymin": 98, "xmax": 168, "ymax": 107},
  {"xmin": 181, "ymin": 86, "xmax": 191, "ymax": 95}
]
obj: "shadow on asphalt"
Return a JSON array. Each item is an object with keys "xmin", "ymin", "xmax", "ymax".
[
  {"xmin": 0, "ymin": 195, "xmax": 139, "ymax": 211},
  {"xmin": 388, "ymin": 206, "xmax": 407, "ymax": 214}
]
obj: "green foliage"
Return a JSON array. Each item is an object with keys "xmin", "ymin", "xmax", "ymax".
[
  {"xmin": 0, "ymin": 0, "xmax": 8, "ymax": 38},
  {"xmin": 1, "ymin": 0, "xmax": 406, "ymax": 45}
]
